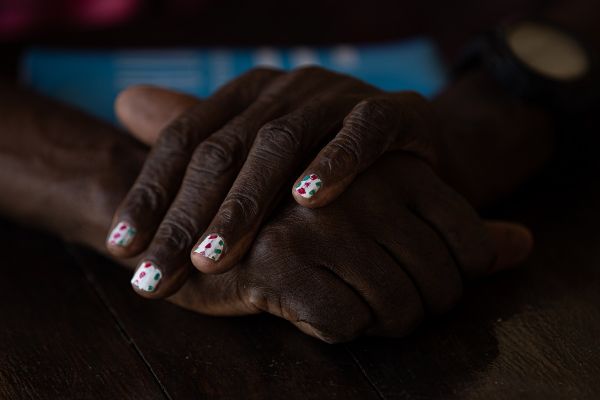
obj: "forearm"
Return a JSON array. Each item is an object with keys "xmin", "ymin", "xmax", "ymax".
[{"xmin": 0, "ymin": 82, "xmax": 145, "ymax": 254}]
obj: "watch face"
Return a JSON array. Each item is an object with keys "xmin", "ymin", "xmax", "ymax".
[{"xmin": 506, "ymin": 21, "xmax": 590, "ymax": 81}]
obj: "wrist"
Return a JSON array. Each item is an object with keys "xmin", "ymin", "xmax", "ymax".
[
  {"xmin": 0, "ymin": 85, "xmax": 146, "ymax": 254},
  {"xmin": 432, "ymin": 67, "xmax": 556, "ymax": 207}
]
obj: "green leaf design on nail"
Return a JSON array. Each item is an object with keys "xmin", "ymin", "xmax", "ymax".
[
  {"xmin": 309, "ymin": 190, "xmax": 315, "ymax": 195},
  {"xmin": 154, "ymin": 273, "xmax": 160, "ymax": 280},
  {"xmin": 316, "ymin": 181, "xmax": 321, "ymax": 187},
  {"xmin": 303, "ymin": 175, "xmax": 310, "ymax": 181},
  {"xmin": 148, "ymin": 285, "xmax": 154, "ymax": 291},
  {"xmin": 219, "ymin": 240, "xmax": 224, "ymax": 245},
  {"xmin": 215, "ymin": 249, "xmax": 222, "ymax": 254}
]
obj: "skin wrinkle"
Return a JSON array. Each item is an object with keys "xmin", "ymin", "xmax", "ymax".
[
  {"xmin": 255, "ymin": 121, "xmax": 303, "ymax": 157},
  {"xmin": 0, "ymin": 73, "xmax": 545, "ymax": 341},
  {"xmin": 279, "ymin": 198, "xmax": 419, "ymax": 337},
  {"xmin": 220, "ymin": 191, "xmax": 262, "ymax": 223},
  {"xmin": 321, "ymin": 253, "xmax": 394, "ymax": 337},
  {"xmin": 290, "ymin": 265, "xmax": 373, "ymax": 343},
  {"xmin": 153, "ymin": 217, "xmax": 196, "ymax": 253},
  {"xmin": 376, "ymin": 207, "xmax": 462, "ymax": 315},
  {"xmin": 194, "ymin": 137, "xmax": 240, "ymax": 175},
  {"xmin": 179, "ymin": 69, "xmax": 367, "ymax": 278},
  {"xmin": 373, "ymin": 239, "xmax": 427, "ymax": 331},
  {"xmin": 192, "ymin": 86, "xmax": 364, "ymax": 274},
  {"xmin": 0, "ymin": 41, "xmax": 564, "ymax": 340},
  {"xmin": 414, "ymin": 190, "xmax": 494, "ymax": 276},
  {"xmin": 326, "ymin": 137, "xmax": 363, "ymax": 171},
  {"xmin": 126, "ymin": 181, "xmax": 172, "ymax": 221},
  {"xmin": 109, "ymin": 68, "xmax": 282, "ymax": 253},
  {"xmin": 346, "ymin": 98, "xmax": 400, "ymax": 144}
]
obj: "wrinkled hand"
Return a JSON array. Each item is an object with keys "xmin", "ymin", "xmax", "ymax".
[
  {"xmin": 167, "ymin": 153, "xmax": 531, "ymax": 342},
  {"xmin": 108, "ymin": 67, "xmax": 440, "ymax": 298},
  {"xmin": 0, "ymin": 83, "xmax": 532, "ymax": 343},
  {"xmin": 118, "ymin": 87, "xmax": 532, "ymax": 342}
]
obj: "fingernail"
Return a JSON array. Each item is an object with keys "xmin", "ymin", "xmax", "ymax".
[
  {"xmin": 295, "ymin": 174, "xmax": 322, "ymax": 199},
  {"xmin": 194, "ymin": 233, "xmax": 225, "ymax": 261},
  {"xmin": 108, "ymin": 221, "xmax": 136, "ymax": 247},
  {"xmin": 131, "ymin": 261, "xmax": 162, "ymax": 292}
]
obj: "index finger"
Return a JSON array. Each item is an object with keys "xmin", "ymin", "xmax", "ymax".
[{"xmin": 106, "ymin": 68, "xmax": 282, "ymax": 260}]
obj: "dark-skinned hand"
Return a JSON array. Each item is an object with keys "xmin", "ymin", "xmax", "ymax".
[
  {"xmin": 107, "ymin": 66, "xmax": 446, "ymax": 297},
  {"xmin": 0, "ymin": 79, "xmax": 532, "ymax": 343},
  {"xmin": 114, "ymin": 86, "xmax": 532, "ymax": 342}
]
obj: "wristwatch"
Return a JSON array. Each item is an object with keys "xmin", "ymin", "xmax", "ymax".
[{"xmin": 458, "ymin": 19, "xmax": 598, "ymax": 114}]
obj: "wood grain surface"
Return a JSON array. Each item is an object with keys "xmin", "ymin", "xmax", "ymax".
[
  {"xmin": 1, "ymin": 150, "xmax": 600, "ymax": 399},
  {"xmin": 1, "ymin": 2, "xmax": 599, "ymax": 395}
]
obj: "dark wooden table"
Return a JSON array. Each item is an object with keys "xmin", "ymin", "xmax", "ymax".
[{"xmin": 1, "ymin": 148, "xmax": 599, "ymax": 399}]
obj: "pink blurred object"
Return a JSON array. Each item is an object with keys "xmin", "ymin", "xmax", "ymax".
[
  {"xmin": 0, "ymin": 0, "xmax": 141, "ymax": 38},
  {"xmin": 0, "ymin": 0, "xmax": 41, "ymax": 37},
  {"xmin": 65, "ymin": 0, "xmax": 141, "ymax": 27}
]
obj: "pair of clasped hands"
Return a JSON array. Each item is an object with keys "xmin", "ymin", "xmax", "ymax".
[{"xmin": 105, "ymin": 67, "xmax": 531, "ymax": 343}]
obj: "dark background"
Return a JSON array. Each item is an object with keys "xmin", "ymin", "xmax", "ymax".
[{"xmin": 2, "ymin": 0, "xmax": 599, "ymax": 398}]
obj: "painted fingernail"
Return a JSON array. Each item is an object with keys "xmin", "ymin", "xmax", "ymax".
[
  {"xmin": 108, "ymin": 221, "xmax": 136, "ymax": 247},
  {"xmin": 131, "ymin": 261, "xmax": 162, "ymax": 292},
  {"xmin": 194, "ymin": 234, "xmax": 225, "ymax": 261},
  {"xmin": 295, "ymin": 174, "xmax": 322, "ymax": 198}
]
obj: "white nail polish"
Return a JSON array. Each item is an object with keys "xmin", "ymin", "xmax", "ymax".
[
  {"xmin": 194, "ymin": 234, "xmax": 225, "ymax": 261},
  {"xmin": 295, "ymin": 174, "xmax": 322, "ymax": 198},
  {"xmin": 131, "ymin": 261, "xmax": 162, "ymax": 292},
  {"xmin": 108, "ymin": 221, "xmax": 136, "ymax": 247}
]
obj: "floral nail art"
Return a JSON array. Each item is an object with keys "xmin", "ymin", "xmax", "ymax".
[
  {"xmin": 131, "ymin": 261, "xmax": 162, "ymax": 292},
  {"xmin": 108, "ymin": 221, "xmax": 136, "ymax": 247},
  {"xmin": 295, "ymin": 174, "xmax": 322, "ymax": 199},
  {"xmin": 194, "ymin": 234, "xmax": 225, "ymax": 261}
]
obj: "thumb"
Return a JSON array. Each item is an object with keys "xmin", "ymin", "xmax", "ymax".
[
  {"xmin": 484, "ymin": 220, "xmax": 534, "ymax": 273},
  {"xmin": 115, "ymin": 85, "xmax": 201, "ymax": 145}
]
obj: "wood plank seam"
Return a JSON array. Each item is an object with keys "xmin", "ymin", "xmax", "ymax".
[
  {"xmin": 344, "ymin": 345, "xmax": 387, "ymax": 400},
  {"xmin": 65, "ymin": 246, "xmax": 174, "ymax": 400}
]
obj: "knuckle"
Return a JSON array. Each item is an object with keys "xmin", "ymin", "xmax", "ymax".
[
  {"xmin": 193, "ymin": 135, "xmax": 242, "ymax": 175},
  {"xmin": 355, "ymin": 96, "xmax": 398, "ymax": 118},
  {"xmin": 323, "ymin": 136, "xmax": 363, "ymax": 171},
  {"xmin": 153, "ymin": 217, "xmax": 197, "ymax": 254},
  {"xmin": 246, "ymin": 286, "xmax": 273, "ymax": 313},
  {"xmin": 220, "ymin": 191, "xmax": 261, "ymax": 223},
  {"xmin": 256, "ymin": 120, "xmax": 302, "ymax": 157},
  {"xmin": 298, "ymin": 299, "xmax": 367, "ymax": 343},
  {"xmin": 125, "ymin": 179, "xmax": 168, "ymax": 215},
  {"xmin": 339, "ymin": 97, "xmax": 400, "ymax": 154},
  {"xmin": 157, "ymin": 106, "xmax": 206, "ymax": 151},
  {"xmin": 345, "ymin": 97, "xmax": 398, "ymax": 136}
]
